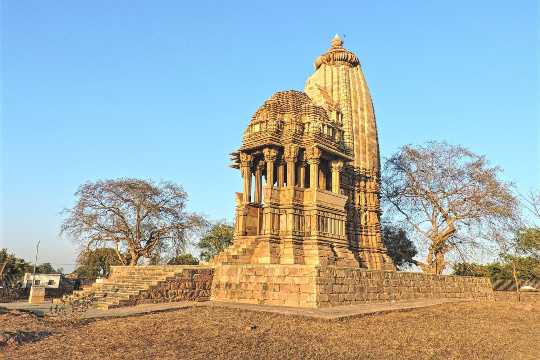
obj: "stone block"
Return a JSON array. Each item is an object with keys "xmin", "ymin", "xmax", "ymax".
[{"xmin": 28, "ymin": 285, "xmax": 45, "ymax": 304}]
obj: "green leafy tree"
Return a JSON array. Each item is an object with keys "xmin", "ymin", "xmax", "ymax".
[
  {"xmin": 381, "ymin": 225, "xmax": 417, "ymax": 269},
  {"xmin": 1, "ymin": 249, "xmax": 31, "ymax": 285},
  {"xmin": 75, "ymin": 248, "xmax": 123, "ymax": 278},
  {"xmin": 452, "ymin": 262, "xmax": 491, "ymax": 277},
  {"xmin": 167, "ymin": 253, "xmax": 199, "ymax": 265},
  {"xmin": 197, "ymin": 222, "xmax": 234, "ymax": 261},
  {"xmin": 500, "ymin": 255, "xmax": 540, "ymax": 282},
  {"xmin": 35, "ymin": 262, "xmax": 62, "ymax": 274},
  {"xmin": 0, "ymin": 249, "xmax": 62, "ymax": 286},
  {"xmin": 453, "ymin": 258, "xmax": 540, "ymax": 282},
  {"xmin": 516, "ymin": 227, "xmax": 540, "ymax": 259}
]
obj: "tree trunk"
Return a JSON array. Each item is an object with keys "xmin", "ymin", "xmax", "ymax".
[
  {"xmin": 511, "ymin": 260, "xmax": 521, "ymax": 302},
  {"xmin": 0, "ymin": 262, "xmax": 7, "ymax": 278},
  {"xmin": 434, "ymin": 251, "xmax": 445, "ymax": 275},
  {"xmin": 114, "ymin": 242, "xmax": 127, "ymax": 265},
  {"xmin": 422, "ymin": 248, "xmax": 446, "ymax": 275},
  {"xmin": 129, "ymin": 251, "xmax": 140, "ymax": 266}
]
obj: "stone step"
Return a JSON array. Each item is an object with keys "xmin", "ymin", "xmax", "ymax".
[
  {"xmin": 211, "ymin": 237, "xmax": 260, "ymax": 265},
  {"xmin": 95, "ymin": 303, "xmax": 111, "ymax": 310},
  {"xmin": 100, "ymin": 282, "xmax": 155, "ymax": 288},
  {"xmin": 63, "ymin": 266, "xmax": 208, "ymax": 310},
  {"xmin": 108, "ymin": 277, "xmax": 169, "ymax": 283},
  {"xmin": 95, "ymin": 293, "xmax": 133, "ymax": 301}
]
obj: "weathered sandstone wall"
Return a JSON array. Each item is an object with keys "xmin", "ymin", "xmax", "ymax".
[
  {"xmin": 316, "ymin": 267, "xmax": 493, "ymax": 307},
  {"xmin": 210, "ymin": 265, "xmax": 494, "ymax": 308},
  {"xmin": 211, "ymin": 265, "xmax": 318, "ymax": 307},
  {"xmin": 125, "ymin": 268, "xmax": 214, "ymax": 306}
]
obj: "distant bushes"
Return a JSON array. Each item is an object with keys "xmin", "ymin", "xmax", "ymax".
[
  {"xmin": 167, "ymin": 254, "xmax": 199, "ymax": 265},
  {"xmin": 452, "ymin": 257, "xmax": 540, "ymax": 282}
]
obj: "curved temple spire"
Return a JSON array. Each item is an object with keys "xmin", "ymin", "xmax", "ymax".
[{"xmin": 305, "ymin": 36, "xmax": 393, "ymax": 270}]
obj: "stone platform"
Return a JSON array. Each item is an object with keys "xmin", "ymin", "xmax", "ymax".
[
  {"xmin": 58, "ymin": 265, "xmax": 493, "ymax": 311},
  {"xmin": 211, "ymin": 264, "xmax": 494, "ymax": 308}
]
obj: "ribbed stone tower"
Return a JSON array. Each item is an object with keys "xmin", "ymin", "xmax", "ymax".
[{"xmin": 305, "ymin": 35, "xmax": 393, "ymax": 270}]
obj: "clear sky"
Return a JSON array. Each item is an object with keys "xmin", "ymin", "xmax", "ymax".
[{"xmin": 1, "ymin": 1, "xmax": 538, "ymax": 271}]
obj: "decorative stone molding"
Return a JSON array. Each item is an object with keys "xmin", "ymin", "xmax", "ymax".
[
  {"xmin": 263, "ymin": 148, "xmax": 278, "ymax": 162},
  {"xmin": 330, "ymin": 160, "xmax": 344, "ymax": 172},
  {"xmin": 283, "ymin": 144, "xmax": 299, "ymax": 163},
  {"xmin": 305, "ymin": 146, "xmax": 321, "ymax": 163},
  {"xmin": 256, "ymin": 160, "xmax": 266, "ymax": 171},
  {"xmin": 239, "ymin": 152, "xmax": 252, "ymax": 168}
]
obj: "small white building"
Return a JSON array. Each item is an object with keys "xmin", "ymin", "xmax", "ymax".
[{"xmin": 23, "ymin": 273, "xmax": 62, "ymax": 289}]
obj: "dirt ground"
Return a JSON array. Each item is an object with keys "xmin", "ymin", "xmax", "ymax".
[{"xmin": 1, "ymin": 296, "xmax": 539, "ymax": 360}]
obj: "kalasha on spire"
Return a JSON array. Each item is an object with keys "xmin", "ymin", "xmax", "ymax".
[{"xmin": 314, "ymin": 34, "xmax": 360, "ymax": 70}]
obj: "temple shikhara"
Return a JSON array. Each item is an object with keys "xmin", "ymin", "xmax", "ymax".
[{"xmin": 213, "ymin": 35, "xmax": 393, "ymax": 270}]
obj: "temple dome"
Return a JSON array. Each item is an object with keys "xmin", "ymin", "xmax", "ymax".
[
  {"xmin": 314, "ymin": 34, "xmax": 360, "ymax": 69},
  {"xmin": 240, "ymin": 90, "xmax": 348, "ymax": 157},
  {"xmin": 249, "ymin": 90, "xmax": 330, "ymax": 124}
]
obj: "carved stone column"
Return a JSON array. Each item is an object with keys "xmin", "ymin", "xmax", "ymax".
[
  {"xmin": 277, "ymin": 158, "xmax": 285, "ymax": 188},
  {"xmin": 263, "ymin": 148, "xmax": 277, "ymax": 189},
  {"xmin": 239, "ymin": 152, "xmax": 252, "ymax": 204},
  {"xmin": 319, "ymin": 166, "xmax": 327, "ymax": 191},
  {"xmin": 306, "ymin": 147, "xmax": 321, "ymax": 190},
  {"xmin": 298, "ymin": 161, "xmax": 306, "ymax": 188},
  {"xmin": 284, "ymin": 144, "xmax": 299, "ymax": 188},
  {"xmin": 254, "ymin": 160, "xmax": 265, "ymax": 203},
  {"xmin": 330, "ymin": 160, "xmax": 343, "ymax": 194}
]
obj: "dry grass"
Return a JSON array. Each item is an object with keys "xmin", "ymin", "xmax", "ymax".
[{"xmin": 1, "ymin": 297, "xmax": 539, "ymax": 360}]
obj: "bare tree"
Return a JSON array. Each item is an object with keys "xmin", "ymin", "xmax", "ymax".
[
  {"xmin": 518, "ymin": 190, "xmax": 540, "ymax": 257},
  {"xmin": 381, "ymin": 142, "xmax": 517, "ymax": 274},
  {"xmin": 522, "ymin": 190, "xmax": 540, "ymax": 221},
  {"xmin": 61, "ymin": 179, "xmax": 207, "ymax": 266}
]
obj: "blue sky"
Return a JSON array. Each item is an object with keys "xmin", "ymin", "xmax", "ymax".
[{"xmin": 1, "ymin": 1, "xmax": 538, "ymax": 270}]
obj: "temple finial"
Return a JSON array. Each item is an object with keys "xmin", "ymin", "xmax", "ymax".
[{"xmin": 331, "ymin": 33, "xmax": 343, "ymax": 48}]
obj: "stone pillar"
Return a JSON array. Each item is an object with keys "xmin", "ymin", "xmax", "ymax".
[
  {"xmin": 28, "ymin": 285, "xmax": 45, "ymax": 304},
  {"xmin": 240, "ymin": 152, "xmax": 252, "ymax": 204},
  {"xmin": 331, "ymin": 160, "xmax": 343, "ymax": 194},
  {"xmin": 306, "ymin": 147, "xmax": 321, "ymax": 190},
  {"xmin": 254, "ymin": 161, "xmax": 264, "ymax": 203},
  {"xmin": 319, "ymin": 167, "xmax": 327, "ymax": 191},
  {"xmin": 263, "ymin": 148, "xmax": 277, "ymax": 189},
  {"xmin": 284, "ymin": 144, "xmax": 299, "ymax": 188},
  {"xmin": 277, "ymin": 159, "xmax": 285, "ymax": 188},
  {"xmin": 299, "ymin": 161, "xmax": 306, "ymax": 188}
]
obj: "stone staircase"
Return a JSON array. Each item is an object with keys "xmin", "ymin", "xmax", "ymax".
[
  {"xmin": 63, "ymin": 265, "xmax": 211, "ymax": 310},
  {"xmin": 210, "ymin": 236, "xmax": 260, "ymax": 265}
]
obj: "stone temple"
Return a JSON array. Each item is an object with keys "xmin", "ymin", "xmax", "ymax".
[
  {"xmin": 207, "ymin": 36, "xmax": 493, "ymax": 307},
  {"xmin": 64, "ymin": 36, "xmax": 493, "ymax": 310},
  {"xmin": 213, "ymin": 35, "xmax": 393, "ymax": 271}
]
